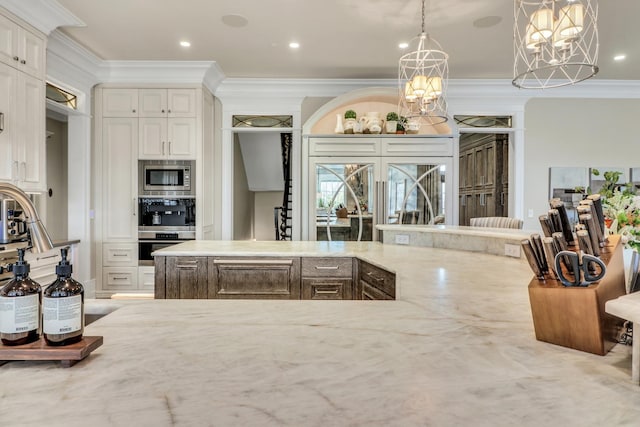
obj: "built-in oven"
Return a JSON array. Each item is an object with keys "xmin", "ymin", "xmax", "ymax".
[
  {"xmin": 138, "ymin": 230, "xmax": 195, "ymax": 266},
  {"xmin": 138, "ymin": 197, "xmax": 196, "ymax": 266},
  {"xmin": 139, "ymin": 160, "xmax": 194, "ymax": 196}
]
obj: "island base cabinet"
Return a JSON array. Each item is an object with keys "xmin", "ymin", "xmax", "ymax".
[
  {"xmin": 158, "ymin": 256, "xmax": 208, "ymax": 299},
  {"xmin": 358, "ymin": 260, "xmax": 396, "ymax": 300},
  {"xmin": 302, "ymin": 278, "xmax": 352, "ymax": 300},
  {"xmin": 209, "ymin": 257, "xmax": 301, "ymax": 299}
]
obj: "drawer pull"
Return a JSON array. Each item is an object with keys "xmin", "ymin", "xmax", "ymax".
[
  {"xmin": 315, "ymin": 266, "xmax": 339, "ymax": 270},
  {"xmin": 315, "ymin": 289, "xmax": 339, "ymax": 295},
  {"xmin": 113, "ymin": 254, "xmax": 128, "ymax": 257},
  {"xmin": 366, "ymin": 272, "xmax": 385, "ymax": 283},
  {"xmin": 176, "ymin": 264, "xmax": 197, "ymax": 269},
  {"xmin": 36, "ymin": 254, "xmax": 59, "ymax": 261},
  {"xmin": 112, "ymin": 277, "xmax": 129, "ymax": 281},
  {"xmin": 213, "ymin": 259, "xmax": 293, "ymax": 265}
]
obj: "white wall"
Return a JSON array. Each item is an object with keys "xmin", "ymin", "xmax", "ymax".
[
  {"xmin": 254, "ymin": 191, "xmax": 284, "ymax": 241},
  {"xmin": 523, "ymin": 98, "xmax": 640, "ymax": 229},
  {"xmin": 233, "ymin": 136, "xmax": 253, "ymax": 240},
  {"xmin": 44, "ymin": 117, "xmax": 68, "ymax": 240}
]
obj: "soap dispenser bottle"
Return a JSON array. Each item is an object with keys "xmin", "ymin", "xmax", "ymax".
[
  {"xmin": 0, "ymin": 248, "xmax": 41, "ymax": 346},
  {"xmin": 43, "ymin": 247, "xmax": 84, "ymax": 346}
]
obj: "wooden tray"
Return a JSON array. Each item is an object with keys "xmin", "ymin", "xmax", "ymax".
[{"xmin": 0, "ymin": 336, "xmax": 103, "ymax": 367}]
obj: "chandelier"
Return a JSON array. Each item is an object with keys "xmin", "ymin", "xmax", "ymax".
[
  {"xmin": 398, "ymin": 0, "xmax": 449, "ymax": 126},
  {"xmin": 513, "ymin": 0, "xmax": 599, "ymax": 89}
]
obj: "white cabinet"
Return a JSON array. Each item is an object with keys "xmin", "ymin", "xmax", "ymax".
[
  {"xmin": 0, "ymin": 13, "xmax": 45, "ymax": 79},
  {"xmin": 139, "ymin": 89, "xmax": 195, "ymax": 118},
  {"xmin": 139, "ymin": 117, "xmax": 196, "ymax": 159},
  {"xmin": 138, "ymin": 89, "xmax": 196, "ymax": 159},
  {"xmin": 0, "ymin": 61, "xmax": 45, "ymax": 191},
  {"xmin": 138, "ymin": 266, "xmax": 155, "ymax": 292},
  {"xmin": 102, "ymin": 89, "xmax": 139, "ymax": 117},
  {"xmin": 102, "ymin": 118, "xmax": 138, "ymax": 241}
]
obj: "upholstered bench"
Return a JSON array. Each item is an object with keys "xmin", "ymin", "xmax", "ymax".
[{"xmin": 605, "ymin": 293, "xmax": 640, "ymax": 384}]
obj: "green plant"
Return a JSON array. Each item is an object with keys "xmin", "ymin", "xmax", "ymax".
[
  {"xmin": 344, "ymin": 109, "xmax": 356, "ymax": 120},
  {"xmin": 397, "ymin": 116, "xmax": 407, "ymax": 131},
  {"xmin": 386, "ymin": 112, "xmax": 399, "ymax": 122},
  {"xmin": 591, "ymin": 169, "xmax": 635, "ymax": 198}
]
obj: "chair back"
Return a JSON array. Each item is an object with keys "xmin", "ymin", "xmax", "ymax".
[{"xmin": 469, "ymin": 217, "xmax": 523, "ymax": 229}]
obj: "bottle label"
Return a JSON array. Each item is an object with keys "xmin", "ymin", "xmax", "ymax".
[
  {"xmin": 43, "ymin": 295, "xmax": 83, "ymax": 334},
  {"xmin": 0, "ymin": 294, "xmax": 40, "ymax": 334}
]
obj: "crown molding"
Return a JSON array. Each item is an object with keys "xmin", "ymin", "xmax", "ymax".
[
  {"xmin": 96, "ymin": 60, "xmax": 225, "ymax": 87},
  {"xmin": 0, "ymin": 0, "xmax": 83, "ymax": 35}
]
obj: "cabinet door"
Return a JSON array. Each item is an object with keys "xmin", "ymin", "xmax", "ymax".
[
  {"xmin": 483, "ymin": 142, "xmax": 497, "ymax": 188},
  {"xmin": 138, "ymin": 117, "xmax": 167, "ymax": 159},
  {"xmin": 102, "ymin": 89, "xmax": 138, "ymax": 117},
  {"xmin": 139, "ymin": 89, "xmax": 167, "ymax": 117},
  {"xmin": 102, "ymin": 118, "xmax": 138, "ymax": 241},
  {"xmin": 0, "ymin": 63, "xmax": 15, "ymax": 182},
  {"xmin": 17, "ymin": 27, "xmax": 44, "ymax": 79},
  {"xmin": 167, "ymin": 118, "xmax": 196, "ymax": 159},
  {"xmin": 168, "ymin": 89, "xmax": 196, "ymax": 117},
  {"xmin": 0, "ymin": 15, "xmax": 17, "ymax": 67},
  {"xmin": 473, "ymin": 145, "xmax": 487, "ymax": 188},
  {"xmin": 166, "ymin": 257, "xmax": 208, "ymax": 299},
  {"xmin": 16, "ymin": 72, "xmax": 44, "ymax": 191}
]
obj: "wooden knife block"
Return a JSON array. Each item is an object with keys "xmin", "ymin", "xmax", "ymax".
[{"xmin": 527, "ymin": 234, "xmax": 626, "ymax": 355}]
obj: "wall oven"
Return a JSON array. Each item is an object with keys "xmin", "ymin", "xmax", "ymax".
[
  {"xmin": 138, "ymin": 197, "xmax": 195, "ymax": 266},
  {"xmin": 139, "ymin": 160, "xmax": 194, "ymax": 196}
]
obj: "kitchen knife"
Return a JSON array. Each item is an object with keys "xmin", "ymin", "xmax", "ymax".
[
  {"xmin": 579, "ymin": 200, "xmax": 605, "ymax": 246},
  {"xmin": 547, "ymin": 209, "xmax": 562, "ymax": 234},
  {"xmin": 542, "ymin": 236, "xmax": 560, "ymax": 280},
  {"xmin": 530, "ymin": 233, "xmax": 547, "ymax": 273},
  {"xmin": 538, "ymin": 215, "xmax": 554, "ymax": 238},
  {"xmin": 576, "ymin": 229, "xmax": 594, "ymax": 256},
  {"xmin": 587, "ymin": 194, "xmax": 606, "ymax": 237},
  {"xmin": 549, "ymin": 199, "xmax": 575, "ymax": 245},
  {"xmin": 521, "ymin": 239, "xmax": 544, "ymax": 280},
  {"xmin": 552, "ymin": 231, "xmax": 572, "ymax": 271},
  {"xmin": 578, "ymin": 213, "xmax": 600, "ymax": 257}
]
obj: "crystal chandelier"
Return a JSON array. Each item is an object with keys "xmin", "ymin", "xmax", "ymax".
[
  {"xmin": 398, "ymin": 0, "xmax": 449, "ymax": 126},
  {"xmin": 513, "ymin": 0, "xmax": 599, "ymax": 89}
]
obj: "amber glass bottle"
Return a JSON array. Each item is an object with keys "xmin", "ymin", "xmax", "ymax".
[
  {"xmin": 0, "ymin": 248, "xmax": 41, "ymax": 346},
  {"xmin": 43, "ymin": 248, "xmax": 84, "ymax": 346}
]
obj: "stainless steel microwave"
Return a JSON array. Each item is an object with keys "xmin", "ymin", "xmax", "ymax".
[{"xmin": 139, "ymin": 160, "xmax": 194, "ymax": 195}]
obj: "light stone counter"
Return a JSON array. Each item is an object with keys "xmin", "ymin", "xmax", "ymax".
[
  {"xmin": 1, "ymin": 242, "xmax": 638, "ymax": 427},
  {"xmin": 378, "ymin": 224, "xmax": 535, "ymax": 259}
]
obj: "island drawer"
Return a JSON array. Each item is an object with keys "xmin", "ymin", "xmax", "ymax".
[
  {"xmin": 358, "ymin": 260, "xmax": 395, "ymax": 299},
  {"xmin": 301, "ymin": 257, "xmax": 353, "ymax": 278},
  {"xmin": 302, "ymin": 278, "xmax": 353, "ymax": 300}
]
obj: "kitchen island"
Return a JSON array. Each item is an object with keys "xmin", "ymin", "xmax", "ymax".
[{"xmin": 1, "ymin": 242, "xmax": 638, "ymax": 426}]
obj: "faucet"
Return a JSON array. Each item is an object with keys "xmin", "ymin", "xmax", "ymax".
[{"xmin": 0, "ymin": 182, "xmax": 53, "ymax": 253}]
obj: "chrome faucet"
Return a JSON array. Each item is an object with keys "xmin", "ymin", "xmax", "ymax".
[{"xmin": 0, "ymin": 182, "xmax": 53, "ymax": 253}]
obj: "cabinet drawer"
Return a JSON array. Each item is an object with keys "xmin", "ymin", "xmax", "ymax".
[
  {"xmin": 138, "ymin": 266, "xmax": 155, "ymax": 292},
  {"xmin": 103, "ymin": 243, "xmax": 138, "ymax": 266},
  {"xmin": 359, "ymin": 261, "xmax": 396, "ymax": 299},
  {"xmin": 302, "ymin": 278, "xmax": 352, "ymax": 300},
  {"xmin": 301, "ymin": 257, "xmax": 353, "ymax": 277},
  {"xmin": 361, "ymin": 281, "xmax": 394, "ymax": 300},
  {"xmin": 382, "ymin": 137, "xmax": 453, "ymax": 156},
  {"xmin": 102, "ymin": 267, "xmax": 138, "ymax": 291},
  {"xmin": 309, "ymin": 137, "xmax": 380, "ymax": 156}
]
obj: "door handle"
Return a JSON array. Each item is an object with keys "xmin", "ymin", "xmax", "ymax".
[
  {"xmin": 0, "ymin": 112, "xmax": 4, "ymax": 133},
  {"xmin": 133, "ymin": 198, "xmax": 137, "ymax": 216},
  {"xmin": 162, "ymin": 141, "xmax": 165, "ymax": 155}
]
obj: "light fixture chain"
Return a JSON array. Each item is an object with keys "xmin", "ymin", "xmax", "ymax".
[{"xmin": 421, "ymin": 0, "xmax": 426, "ymax": 34}]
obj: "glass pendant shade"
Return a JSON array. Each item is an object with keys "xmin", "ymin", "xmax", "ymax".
[{"xmin": 513, "ymin": 0, "xmax": 598, "ymax": 89}]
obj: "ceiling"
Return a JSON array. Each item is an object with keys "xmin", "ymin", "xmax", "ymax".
[{"xmin": 55, "ymin": 0, "xmax": 638, "ymax": 81}]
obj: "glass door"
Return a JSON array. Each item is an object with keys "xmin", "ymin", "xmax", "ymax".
[
  {"xmin": 311, "ymin": 158, "xmax": 379, "ymax": 241},
  {"xmin": 382, "ymin": 158, "xmax": 453, "ymax": 226}
]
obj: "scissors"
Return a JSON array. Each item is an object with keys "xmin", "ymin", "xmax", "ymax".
[{"xmin": 554, "ymin": 250, "xmax": 606, "ymax": 287}]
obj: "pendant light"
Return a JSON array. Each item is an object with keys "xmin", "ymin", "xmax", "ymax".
[
  {"xmin": 513, "ymin": 0, "xmax": 599, "ymax": 89},
  {"xmin": 398, "ymin": 0, "xmax": 449, "ymax": 126}
]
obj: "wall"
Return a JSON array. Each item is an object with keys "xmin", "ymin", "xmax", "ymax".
[
  {"xmin": 44, "ymin": 117, "xmax": 68, "ymax": 240},
  {"xmin": 254, "ymin": 191, "xmax": 284, "ymax": 241},
  {"xmin": 523, "ymin": 98, "xmax": 640, "ymax": 229},
  {"xmin": 233, "ymin": 135, "xmax": 253, "ymax": 239}
]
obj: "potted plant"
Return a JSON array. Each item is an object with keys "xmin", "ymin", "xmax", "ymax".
[
  {"xmin": 344, "ymin": 109, "xmax": 357, "ymax": 134},
  {"xmin": 385, "ymin": 112, "xmax": 398, "ymax": 134}
]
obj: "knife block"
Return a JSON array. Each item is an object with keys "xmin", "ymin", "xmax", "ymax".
[{"xmin": 527, "ymin": 234, "xmax": 626, "ymax": 355}]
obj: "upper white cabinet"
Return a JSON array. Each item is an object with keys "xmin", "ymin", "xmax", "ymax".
[
  {"xmin": 102, "ymin": 89, "xmax": 139, "ymax": 117},
  {"xmin": 139, "ymin": 89, "xmax": 195, "ymax": 118},
  {"xmin": 0, "ymin": 13, "xmax": 45, "ymax": 79}
]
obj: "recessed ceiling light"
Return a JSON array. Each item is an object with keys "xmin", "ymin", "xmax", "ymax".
[
  {"xmin": 399, "ymin": 42, "xmax": 409, "ymax": 49},
  {"xmin": 614, "ymin": 54, "xmax": 626, "ymax": 61},
  {"xmin": 289, "ymin": 42, "xmax": 300, "ymax": 49},
  {"xmin": 221, "ymin": 14, "xmax": 248, "ymax": 28},
  {"xmin": 180, "ymin": 41, "xmax": 191, "ymax": 48}
]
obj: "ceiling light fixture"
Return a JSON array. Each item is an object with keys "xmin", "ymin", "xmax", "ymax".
[
  {"xmin": 289, "ymin": 42, "xmax": 300, "ymax": 49},
  {"xmin": 398, "ymin": 42, "xmax": 409, "ymax": 49},
  {"xmin": 614, "ymin": 54, "xmax": 626, "ymax": 61},
  {"xmin": 513, "ymin": 0, "xmax": 599, "ymax": 89},
  {"xmin": 398, "ymin": 0, "xmax": 449, "ymax": 126},
  {"xmin": 179, "ymin": 41, "xmax": 191, "ymax": 47}
]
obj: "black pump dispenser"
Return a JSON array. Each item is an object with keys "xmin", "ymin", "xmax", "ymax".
[
  {"xmin": 0, "ymin": 248, "xmax": 42, "ymax": 346},
  {"xmin": 43, "ymin": 247, "xmax": 84, "ymax": 346}
]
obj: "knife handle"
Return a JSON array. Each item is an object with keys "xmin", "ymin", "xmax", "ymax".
[
  {"xmin": 550, "ymin": 200, "xmax": 575, "ymax": 245},
  {"xmin": 579, "ymin": 213, "xmax": 601, "ymax": 257},
  {"xmin": 531, "ymin": 233, "xmax": 547, "ymax": 273},
  {"xmin": 542, "ymin": 237, "xmax": 559, "ymax": 279},
  {"xmin": 539, "ymin": 215, "xmax": 553, "ymax": 238},
  {"xmin": 521, "ymin": 239, "xmax": 544, "ymax": 280},
  {"xmin": 548, "ymin": 209, "xmax": 562, "ymax": 234}
]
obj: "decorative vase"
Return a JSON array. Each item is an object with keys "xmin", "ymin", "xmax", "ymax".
[
  {"xmin": 344, "ymin": 118, "xmax": 356, "ymax": 134},
  {"xmin": 334, "ymin": 114, "xmax": 344, "ymax": 134},
  {"xmin": 385, "ymin": 121, "xmax": 397, "ymax": 134}
]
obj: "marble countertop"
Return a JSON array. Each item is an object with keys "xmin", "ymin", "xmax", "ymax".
[
  {"xmin": 1, "ymin": 242, "xmax": 638, "ymax": 426},
  {"xmin": 377, "ymin": 224, "xmax": 534, "ymax": 239}
]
